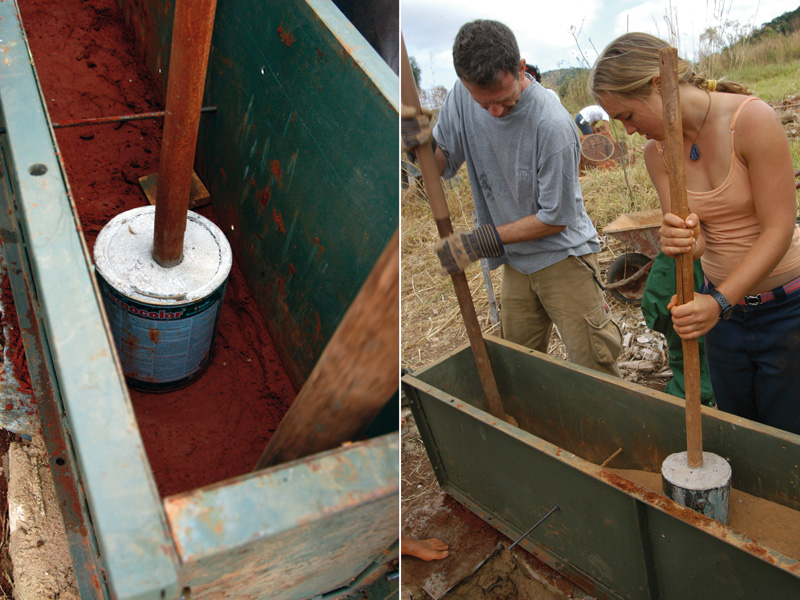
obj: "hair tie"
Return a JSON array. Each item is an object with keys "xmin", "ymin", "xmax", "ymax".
[{"xmin": 707, "ymin": 79, "xmax": 717, "ymax": 92}]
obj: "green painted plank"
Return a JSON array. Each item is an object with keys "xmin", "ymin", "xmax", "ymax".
[
  {"xmin": 405, "ymin": 381, "xmax": 651, "ymax": 600},
  {"xmin": 412, "ymin": 336, "xmax": 800, "ymax": 509},
  {"xmin": 645, "ymin": 507, "xmax": 800, "ymax": 597}
]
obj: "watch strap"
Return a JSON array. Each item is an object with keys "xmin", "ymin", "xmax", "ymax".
[{"xmin": 709, "ymin": 288, "xmax": 733, "ymax": 320}]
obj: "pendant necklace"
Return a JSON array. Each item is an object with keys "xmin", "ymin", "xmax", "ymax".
[{"xmin": 690, "ymin": 91, "xmax": 712, "ymax": 161}]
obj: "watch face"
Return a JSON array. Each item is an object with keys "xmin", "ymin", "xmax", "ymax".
[{"xmin": 720, "ymin": 306, "xmax": 734, "ymax": 320}]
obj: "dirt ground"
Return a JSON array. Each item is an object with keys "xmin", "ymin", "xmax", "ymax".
[
  {"xmin": 0, "ymin": 430, "xmax": 15, "ymax": 599},
  {"xmin": 7, "ymin": 435, "xmax": 80, "ymax": 600}
]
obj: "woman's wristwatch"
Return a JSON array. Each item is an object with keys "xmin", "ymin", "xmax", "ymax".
[{"xmin": 708, "ymin": 289, "xmax": 734, "ymax": 320}]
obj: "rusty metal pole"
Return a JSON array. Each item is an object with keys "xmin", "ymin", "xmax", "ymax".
[
  {"xmin": 659, "ymin": 48, "xmax": 703, "ymax": 468},
  {"xmin": 400, "ymin": 36, "xmax": 509, "ymax": 423},
  {"xmin": 152, "ymin": 0, "xmax": 218, "ymax": 267},
  {"xmin": 255, "ymin": 231, "xmax": 399, "ymax": 470}
]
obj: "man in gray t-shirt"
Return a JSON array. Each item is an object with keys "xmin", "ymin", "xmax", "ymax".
[{"xmin": 403, "ymin": 19, "xmax": 621, "ymax": 377}]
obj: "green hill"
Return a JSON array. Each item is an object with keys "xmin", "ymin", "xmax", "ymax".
[
  {"xmin": 541, "ymin": 67, "xmax": 586, "ymax": 90},
  {"xmin": 752, "ymin": 6, "xmax": 800, "ymax": 39}
]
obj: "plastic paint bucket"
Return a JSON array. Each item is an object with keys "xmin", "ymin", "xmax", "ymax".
[{"xmin": 93, "ymin": 206, "xmax": 232, "ymax": 392}]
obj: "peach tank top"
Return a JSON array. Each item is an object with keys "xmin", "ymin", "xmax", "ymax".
[{"xmin": 669, "ymin": 97, "xmax": 800, "ymax": 285}]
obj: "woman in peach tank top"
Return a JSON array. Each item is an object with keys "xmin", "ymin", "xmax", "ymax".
[{"xmin": 589, "ymin": 33, "xmax": 800, "ymax": 435}]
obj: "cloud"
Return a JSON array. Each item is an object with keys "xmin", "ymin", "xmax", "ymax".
[
  {"xmin": 403, "ymin": 0, "xmax": 601, "ymax": 88},
  {"xmin": 403, "ymin": 0, "xmax": 800, "ymax": 90},
  {"xmin": 609, "ymin": 0, "xmax": 799, "ymax": 58}
]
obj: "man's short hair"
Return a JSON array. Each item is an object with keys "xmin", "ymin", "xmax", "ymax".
[{"xmin": 453, "ymin": 20, "xmax": 520, "ymax": 88}]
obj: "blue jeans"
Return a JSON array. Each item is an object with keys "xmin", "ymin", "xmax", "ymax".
[
  {"xmin": 574, "ymin": 114, "xmax": 592, "ymax": 135},
  {"xmin": 704, "ymin": 281, "xmax": 800, "ymax": 435}
]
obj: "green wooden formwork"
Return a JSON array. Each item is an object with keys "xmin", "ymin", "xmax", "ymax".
[
  {"xmin": 0, "ymin": 0, "xmax": 399, "ymax": 599},
  {"xmin": 116, "ymin": 0, "xmax": 399, "ymax": 390},
  {"xmin": 402, "ymin": 336, "xmax": 800, "ymax": 600}
]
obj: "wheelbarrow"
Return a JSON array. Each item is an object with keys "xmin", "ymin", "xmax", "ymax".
[
  {"xmin": 601, "ymin": 208, "xmax": 662, "ymax": 304},
  {"xmin": 602, "ymin": 169, "xmax": 800, "ymax": 305}
]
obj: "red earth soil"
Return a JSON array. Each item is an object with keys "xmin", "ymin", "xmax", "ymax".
[{"xmin": 16, "ymin": 0, "xmax": 295, "ymax": 497}]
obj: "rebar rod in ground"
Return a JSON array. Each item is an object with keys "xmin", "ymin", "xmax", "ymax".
[
  {"xmin": 400, "ymin": 36, "xmax": 508, "ymax": 423},
  {"xmin": 152, "ymin": 0, "xmax": 217, "ymax": 267},
  {"xmin": 53, "ymin": 106, "xmax": 217, "ymax": 129},
  {"xmin": 0, "ymin": 107, "xmax": 218, "ymax": 135},
  {"xmin": 659, "ymin": 47, "xmax": 703, "ymax": 469}
]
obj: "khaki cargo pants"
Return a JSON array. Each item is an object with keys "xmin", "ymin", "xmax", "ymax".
[{"xmin": 500, "ymin": 254, "xmax": 622, "ymax": 377}]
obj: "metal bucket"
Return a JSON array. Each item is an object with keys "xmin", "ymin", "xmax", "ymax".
[{"xmin": 93, "ymin": 206, "xmax": 232, "ymax": 391}]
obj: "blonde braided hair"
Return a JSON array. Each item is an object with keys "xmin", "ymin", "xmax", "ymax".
[{"xmin": 588, "ymin": 32, "xmax": 750, "ymax": 102}]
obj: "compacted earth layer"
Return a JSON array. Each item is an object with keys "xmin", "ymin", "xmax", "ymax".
[
  {"xmin": 17, "ymin": 0, "xmax": 296, "ymax": 497},
  {"xmin": 608, "ymin": 467, "xmax": 800, "ymax": 560}
]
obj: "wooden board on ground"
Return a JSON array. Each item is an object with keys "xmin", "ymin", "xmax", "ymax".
[{"xmin": 138, "ymin": 171, "xmax": 211, "ymax": 209}]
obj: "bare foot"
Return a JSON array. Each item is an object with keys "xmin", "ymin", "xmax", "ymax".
[{"xmin": 402, "ymin": 535, "xmax": 449, "ymax": 561}]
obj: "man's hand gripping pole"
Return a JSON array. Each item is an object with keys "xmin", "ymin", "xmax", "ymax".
[{"xmin": 400, "ymin": 35, "xmax": 511, "ymax": 424}]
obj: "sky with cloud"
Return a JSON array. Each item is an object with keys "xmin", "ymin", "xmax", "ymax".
[{"xmin": 402, "ymin": 0, "xmax": 800, "ymax": 90}]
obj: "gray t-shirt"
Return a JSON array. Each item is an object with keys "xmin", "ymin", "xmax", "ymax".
[{"xmin": 433, "ymin": 79, "xmax": 599, "ymax": 274}]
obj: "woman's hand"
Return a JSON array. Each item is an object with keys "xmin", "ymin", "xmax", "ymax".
[
  {"xmin": 667, "ymin": 293, "xmax": 721, "ymax": 339},
  {"xmin": 660, "ymin": 212, "xmax": 701, "ymax": 257}
]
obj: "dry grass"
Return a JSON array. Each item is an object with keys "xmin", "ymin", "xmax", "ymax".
[
  {"xmin": 399, "ymin": 435, "xmax": 437, "ymax": 502},
  {"xmin": 579, "ymin": 132, "xmax": 660, "ymax": 225},
  {"xmin": 0, "ymin": 510, "xmax": 10, "ymax": 600},
  {"xmin": 401, "ymin": 174, "xmax": 503, "ymax": 371}
]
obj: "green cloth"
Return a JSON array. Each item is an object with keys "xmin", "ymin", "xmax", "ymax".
[{"xmin": 641, "ymin": 252, "xmax": 716, "ymax": 406}]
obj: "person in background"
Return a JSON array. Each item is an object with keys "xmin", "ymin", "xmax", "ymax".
[
  {"xmin": 589, "ymin": 32, "xmax": 800, "ymax": 434},
  {"xmin": 525, "ymin": 63, "xmax": 542, "ymax": 81},
  {"xmin": 575, "ymin": 104, "xmax": 611, "ymax": 137},
  {"xmin": 525, "ymin": 62, "xmax": 560, "ymax": 101},
  {"xmin": 402, "ymin": 19, "xmax": 622, "ymax": 378}
]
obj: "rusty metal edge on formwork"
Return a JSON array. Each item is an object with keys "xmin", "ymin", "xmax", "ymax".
[{"xmin": 0, "ymin": 247, "xmax": 38, "ymax": 437}]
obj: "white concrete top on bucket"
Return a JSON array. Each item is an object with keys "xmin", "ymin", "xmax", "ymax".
[
  {"xmin": 93, "ymin": 206, "xmax": 232, "ymax": 305},
  {"xmin": 662, "ymin": 451, "xmax": 732, "ymax": 490}
]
